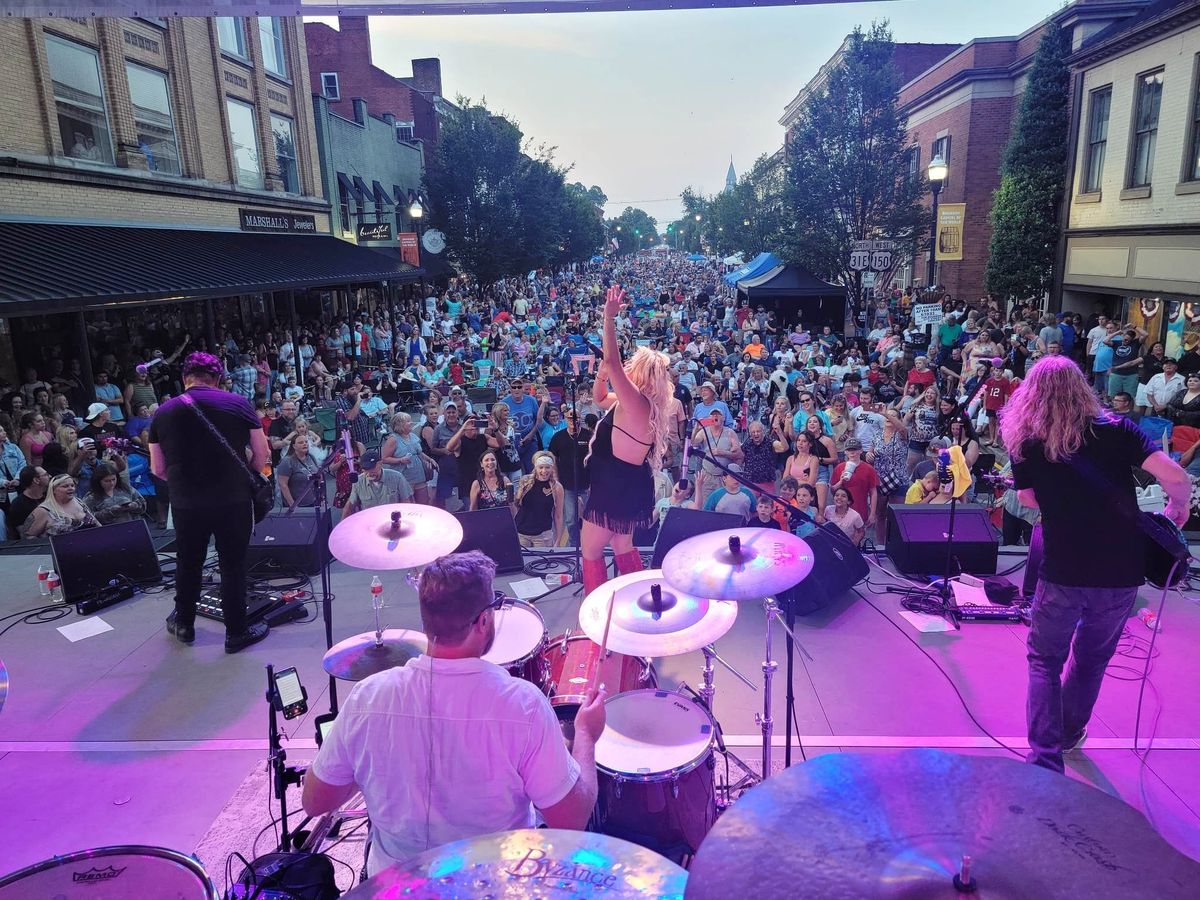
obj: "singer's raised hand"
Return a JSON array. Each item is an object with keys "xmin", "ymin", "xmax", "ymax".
[{"xmin": 604, "ymin": 285, "xmax": 626, "ymax": 318}]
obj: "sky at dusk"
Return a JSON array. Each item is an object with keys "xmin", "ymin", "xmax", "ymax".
[{"xmin": 310, "ymin": 0, "xmax": 1063, "ymax": 224}]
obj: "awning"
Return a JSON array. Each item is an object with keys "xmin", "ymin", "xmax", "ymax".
[
  {"xmin": 372, "ymin": 180, "xmax": 394, "ymax": 206},
  {"xmin": 337, "ymin": 171, "xmax": 363, "ymax": 203},
  {"xmin": 687, "ymin": 253, "xmax": 706, "ymax": 262},
  {"xmin": 737, "ymin": 264, "xmax": 843, "ymax": 297},
  {"xmin": 352, "ymin": 176, "xmax": 372, "ymax": 205},
  {"xmin": 0, "ymin": 222, "xmax": 424, "ymax": 317},
  {"xmin": 723, "ymin": 251, "xmax": 780, "ymax": 285}
]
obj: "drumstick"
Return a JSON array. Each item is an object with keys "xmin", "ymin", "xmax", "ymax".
[{"xmin": 590, "ymin": 586, "xmax": 617, "ymax": 695}]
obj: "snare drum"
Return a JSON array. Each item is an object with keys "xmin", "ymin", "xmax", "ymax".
[
  {"xmin": 541, "ymin": 633, "xmax": 656, "ymax": 717},
  {"xmin": 480, "ymin": 597, "xmax": 549, "ymax": 687},
  {"xmin": 0, "ymin": 845, "xmax": 218, "ymax": 899},
  {"xmin": 593, "ymin": 689, "xmax": 718, "ymax": 858}
]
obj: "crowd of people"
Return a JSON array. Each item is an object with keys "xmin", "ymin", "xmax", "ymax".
[{"xmin": 3, "ymin": 250, "xmax": 1197, "ymax": 549}]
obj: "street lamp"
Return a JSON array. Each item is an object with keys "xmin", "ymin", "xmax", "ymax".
[
  {"xmin": 408, "ymin": 196, "xmax": 424, "ymax": 219},
  {"xmin": 694, "ymin": 213, "xmax": 702, "ymax": 222},
  {"xmin": 926, "ymin": 153, "xmax": 948, "ymax": 288}
]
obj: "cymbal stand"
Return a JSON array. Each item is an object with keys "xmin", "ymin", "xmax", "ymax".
[
  {"xmin": 756, "ymin": 596, "xmax": 814, "ymax": 779},
  {"xmin": 693, "ymin": 643, "xmax": 761, "ymax": 804}
]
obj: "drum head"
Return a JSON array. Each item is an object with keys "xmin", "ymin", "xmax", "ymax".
[
  {"xmin": 0, "ymin": 846, "xmax": 216, "ymax": 899},
  {"xmin": 596, "ymin": 689, "xmax": 713, "ymax": 777},
  {"xmin": 481, "ymin": 601, "xmax": 545, "ymax": 667}
]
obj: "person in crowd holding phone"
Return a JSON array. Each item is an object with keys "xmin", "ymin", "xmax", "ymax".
[
  {"xmin": 303, "ymin": 551, "xmax": 607, "ymax": 876},
  {"xmin": 83, "ymin": 462, "xmax": 146, "ymax": 524},
  {"xmin": 1000, "ymin": 356, "xmax": 1189, "ymax": 774}
]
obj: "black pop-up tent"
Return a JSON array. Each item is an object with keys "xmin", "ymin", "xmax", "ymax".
[{"xmin": 737, "ymin": 264, "xmax": 846, "ymax": 333}]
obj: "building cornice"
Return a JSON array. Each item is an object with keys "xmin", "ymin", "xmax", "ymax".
[{"xmin": 1068, "ymin": 2, "xmax": 1200, "ymax": 69}]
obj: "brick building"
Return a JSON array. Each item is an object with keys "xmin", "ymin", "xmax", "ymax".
[
  {"xmin": 0, "ymin": 15, "xmax": 422, "ymax": 394},
  {"xmin": 303, "ymin": 18, "xmax": 450, "ymax": 155}
]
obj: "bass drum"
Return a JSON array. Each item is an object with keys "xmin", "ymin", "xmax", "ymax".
[
  {"xmin": 540, "ymin": 633, "xmax": 656, "ymax": 751},
  {"xmin": 593, "ymin": 689, "xmax": 717, "ymax": 862},
  {"xmin": 480, "ymin": 596, "xmax": 549, "ymax": 687},
  {"xmin": 0, "ymin": 846, "xmax": 218, "ymax": 899}
]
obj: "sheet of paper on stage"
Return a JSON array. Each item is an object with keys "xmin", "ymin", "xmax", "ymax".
[
  {"xmin": 58, "ymin": 616, "xmax": 114, "ymax": 642},
  {"xmin": 951, "ymin": 580, "xmax": 996, "ymax": 607},
  {"xmin": 898, "ymin": 609, "xmax": 955, "ymax": 633},
  {"xmin": 509, "ymin": 577, "xmax": 547, "ymax": 600}
]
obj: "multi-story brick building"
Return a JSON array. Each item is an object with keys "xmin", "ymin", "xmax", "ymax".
[
  {"xmin": 1058, "ymin": 0, "xmax": 1200, "ymax": 351},
  {"xmin": 0, "ymin": 16, "xmax": 421, "ymax": 391},
  {"xmin": 304, "ymin": 18, "xmax": 451, "ymax": 155}
]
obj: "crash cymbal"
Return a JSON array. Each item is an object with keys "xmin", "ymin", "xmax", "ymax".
[
  {"xmin": 328, "ymin": 503, "xmax": 463, "ymax": 570},
  {"xmin": 579, "ymin": 570, "xmax": 737, "ymax": 657},
  {"xmin": 344, "ymin": 828, "xmax": 686, "ymax": 899},
  {"xmin": 322, "ymin": 628, "xmax": 428, "ymax": 682},
  {"xmin": 685, "ymin": 749, "xmax": 1200, "ymax": 899},
  {"xmin": 0, "ymin": 657, "xmax": 7, "ymax": 715},
  {"xmin": 661, "ymin": 528, "xmax": 813, "ymax": 601}
]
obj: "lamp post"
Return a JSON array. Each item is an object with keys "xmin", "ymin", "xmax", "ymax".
[{"xmin": 926, "ymin": 153, "xmax": 947, "ymax": 288}]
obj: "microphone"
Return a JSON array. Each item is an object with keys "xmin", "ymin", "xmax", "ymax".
[
  {"xmin": 937, "ymin": 448, "xmax": 953, "ymax": 494},
  {"xmin": 580, "ymin": 336, "xmax": 605, "ymax": 361},
  {"xmin": 678, "ymin": 433, "xmax": 692, "ymax": 490},
  {"xmin": 136, "ymin": 358, "xmax": 164, "ymax": 376}
]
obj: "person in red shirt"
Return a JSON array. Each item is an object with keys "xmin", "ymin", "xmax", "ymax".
[
  {"xmin": 735, "ymin": 304, "xmax": 753, "ymax": 330},
  {"xmin": 981, "ymin": 370, "xmax": 1016, "ymax": 444},
  {"xmin": 905, "ymin": 356, "xmax": 936, "ymax": 391},
  {"xmin": 830, "ymin": 438, "xmax": 880, "ymax": 529}
]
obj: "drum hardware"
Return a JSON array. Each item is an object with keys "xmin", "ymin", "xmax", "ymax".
[{"xmin": 265, "ymin": 664, "xmax": 309, "ymax": 853}]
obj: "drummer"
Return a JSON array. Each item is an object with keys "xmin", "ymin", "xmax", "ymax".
[{"xmin": 302, "ymin": 550, "xmax": 607, "ymax": 876}]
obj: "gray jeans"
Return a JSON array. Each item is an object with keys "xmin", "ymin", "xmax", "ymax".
[{"xmin": 1026, "ymin": 579, "xmax": 1138, "ymax": 773}]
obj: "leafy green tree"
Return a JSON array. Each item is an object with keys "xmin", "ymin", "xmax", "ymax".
[
  {"xmin": 700, "ymin": 154, "xmax": 786, "ymax": 257},
  {"xmin": 782, "ymin": 22, "xmax": 927, "ymax": 289},
  {"xmin": 605, "ymin": 207, "xmax": 658, "ymax": 255},
  {"xmin": 984, "ymin": 24, "xmax": 1071, "ymax": 302}
]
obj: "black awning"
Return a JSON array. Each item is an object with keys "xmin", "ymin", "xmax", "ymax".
[
  {"xmin": 0, "ymin": 222, "xmax": 424, "ymax": 317},
  {"xmin": 372, "ymin": 180, "xmax": 394, "ymax": 206},
  {"xmin": 336, "ymin": 171, "xmax": 363, "ymax": 203},
  {"xmin": 352, "ymin": 176, "xmax": 372, "ymax": 205}
]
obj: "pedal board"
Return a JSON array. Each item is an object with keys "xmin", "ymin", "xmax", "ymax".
[
  {"xmin": 957, "ymin": 604, "xmax": 1028, "ymax": 624},
  {"xmin": 197, "ymin": 589, "xmax": 280, "ymax": 624}
]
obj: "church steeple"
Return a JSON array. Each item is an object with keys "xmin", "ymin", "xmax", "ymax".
[{"xmin": 725, "ymin": 157, "xmax": 737, "ymax": 192}]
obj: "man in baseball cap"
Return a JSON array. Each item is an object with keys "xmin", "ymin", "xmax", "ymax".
[
  {"xmin": 341, "ymin": 448, "xmax": 412, "ymax": 519},
  {"xmin": 79, "ymin": 403, "xmax": 122, "ymax": 442}
]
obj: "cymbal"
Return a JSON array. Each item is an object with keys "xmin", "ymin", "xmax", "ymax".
[
  {"xmin": 579, "ymin": 570, "xmax": 737, "ymax": 657},
  {"xmin": 328, "ymin": 503, "xmax": 463, "ymax": 570},
  {"xmin": 343, "ymin": 828, "xmax": 686, "ymax": 898},
  {"xmin": 0, "ymin": 657, "xmax": 7, "ymax": 715},
  {"xmin": 661, "ymin": 528, "xmax": 813, "ymax": 601},
  {"xmin": 686, "ymin": 749, "xmax": 1200, "ymax": 899},
  {"xmin": 322, "ymin": 628, "xmax": 428, "ymax": 682}
]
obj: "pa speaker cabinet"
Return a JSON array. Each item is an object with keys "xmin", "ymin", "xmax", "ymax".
[
  {"xmin": 885, "ymin": 504, "xmax": 999, "ymax": 575},
  {"xmin": 650, "ymin": 507, "xmax": 744, "ymax": 568},
  {"xmin": 454, "ymin": 506, "xmax": 525, "ymax": 574},
  {"xmin": 50, "ymin": 519, "xmax": 162, "ymax": 602},
  {"xmin": 779, "ymin": 524, "xmax": 869, "ymax": 616},
  {"xmin": 246, "ymin": 510, "xmax": 330, "ymax": 576}
]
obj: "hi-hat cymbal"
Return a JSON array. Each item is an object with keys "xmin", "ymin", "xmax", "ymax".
[
  {"xmin": 579, "ymin": 570, "xmax": 737, "ymax": 657},
  {"xmin": 344, "ymin": 828, "xmax": 686, "ymax": 898},
  {"xmin": 328, "ymin": 503, "xmax": 463, "ymax": 570},
  {"xmin": 661, "ymin": 528, "xmax": 813, "ymax": 601},
  {"xmin": 685, "ymin": 749, "xmax": 1200, "ymax": 899},
  {"xmin": 322, "ymin": 629, "xmax": 428, "ymax": 682}
]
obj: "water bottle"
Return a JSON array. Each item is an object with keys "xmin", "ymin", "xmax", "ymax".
[
  {"xmin": 37, "ymin": 564, "xmax": 50, "ymax": 596},
  {"xmin": 46, "ymin": 570, "xmax": 62, "ymax": 603},
  {"xmin": 370, "ymin": 575, "xmax": 384, "ymax": 609},
  {"xmin": 1137, "ymin": 607, "xmax": 1161, "ymax": 632}
]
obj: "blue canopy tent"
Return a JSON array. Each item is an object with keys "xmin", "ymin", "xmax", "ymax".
[
  {"xmin": 723, "ymin": 251, "xmax": 781, "ymax": 286},
  {"xmin": 687, "ymin": 253, "xmax": 707, "ymax": 262},
  {"xmin": 590, "ymin": 254, "xmax": 606, "ymax": 263}
]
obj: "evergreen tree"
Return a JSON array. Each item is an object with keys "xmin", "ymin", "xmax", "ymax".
[{"xmin": 984, "ymin": 24, "xmax": 1071, "ymax": 302}]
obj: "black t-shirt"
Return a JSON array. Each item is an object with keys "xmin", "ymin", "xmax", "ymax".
[
  {"xmin": 79, "ymin": 421, "xmax": 121, "ymax": 442},
  {"xmin": 549, "ymin": 427, "xmax": 592, "ymax": 490},
  {"xmin": 1012, "ymin": 417, "xmax": 1155, "ymax": 587},
  {"xmin": 455, "ymin": 433, "xmax": 489, "ymax": 493},
  {"xmin": 7, "ymin": 492, "xmax": 39, "ymax": 538},
  {"xmin": 268, "ymin": 415, "xmax": 295, "ymax": 466},
  {"xmin": 148, "ymin": 386, "xmax": 262, "ymax": 509}
]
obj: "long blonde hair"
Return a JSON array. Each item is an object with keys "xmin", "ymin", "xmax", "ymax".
[
  {"xmin": 40, "ymin": 474, "xmax": 80, "ymax": 519},
  {"xmin": 1000, "ymin": 356, "xmax": 1103, "ymax": 463},
  {"xmin": 517, "ymin": 451, "xmax": 560, "ymax": 502},
  {"xmin": 620, "ymin": 346, "xmax": 673, "ymax": 473}
]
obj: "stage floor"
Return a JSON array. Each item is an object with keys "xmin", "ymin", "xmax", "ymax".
[{"xmin": 1, "ymin": 545, "xmax": 1199, "ymax": 878}]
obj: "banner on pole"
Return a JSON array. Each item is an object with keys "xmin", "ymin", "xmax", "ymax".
[{"xmin": 935, "ymin": 203, "xmax": 965, "ymax": 262}]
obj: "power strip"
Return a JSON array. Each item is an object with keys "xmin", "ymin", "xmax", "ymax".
[{"xmin": 957, "ymin": 604, "xmax": 1027, "ymax": 624}]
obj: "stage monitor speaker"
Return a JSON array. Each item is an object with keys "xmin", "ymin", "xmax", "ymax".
[
  {"xmin": 454, "ymin": 506, "xmax": 525, "ymax": 574},
  {"xmin": 650, "ymin": 507, "xmax": 744, "ymax": 569},
  {"xmin": 246, "ymin": 510, "xmax": 330, "ymax": 576},
  {"xmin": 779, "ymin": 525, "xmax": 870, "ymax": 616},
  {"xmin": 885, "ymin": 504, "xmax": 999, "ymax": 575},
  {"xmin": 50, "ymin": 519, "xmax": 162, "ymax": 602}
]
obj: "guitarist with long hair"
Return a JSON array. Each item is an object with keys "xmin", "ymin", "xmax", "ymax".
[{"xmin": 999, "ymin": 356, "xmax": 1189, "ymax": 773}]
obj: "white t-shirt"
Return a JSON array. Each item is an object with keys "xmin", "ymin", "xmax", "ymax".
[
  {"xmin": 310, "ymin": 656, "xmax": 580, "ymax": 875},
  {"xmin": 1086, "ymin": 325, "xmax": 1108, "ymax": 356}
]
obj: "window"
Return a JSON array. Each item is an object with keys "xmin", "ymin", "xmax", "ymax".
[
  {"xmin": 931, "ymin": 135, "xmax": 951, "ymax": 187},
  {"xmin": 226, "ymin": 98, "xmax": 262, "ymax": 189},
  {"xmin": 1129, "ymin": 70, "xmax": 1163, "ymax": 188},
  {"xmin": 338, "ymin": 183, "xmax": 351, "ymax": 233},
  {"xmin": 321, "ymin": 72, "xmax": 340, "ymax": 100},
  {"xmin": 1187, "ymin": 64, "xmax": 1200, "ymax": 183},
  {"xmin": 258, "ymin": 17, "xmax": 286, "ymax": 79},
  {"xmin": 1083, "ymin": 86, "xmax": 1111, "ymax": 193},
  {"xmin": 126, "ymin": 63, "xmax": 180, "ymax": 175},
  {"xmin": 396, "ymin": 121, "xmax": 415, "ymax": 142},
  {"xmin": 906, "ymin": 146, "xmax": 920, "ymax": 184},
  {"xmin": 44, "ymin": 35, "xmax": 114, "ymax": 165},
  {"xmin": 271, "ymin": 113, "xmax": 298, "ymax": 193},
  {"xmin": 216, "ymin": 17, "xmax": 246, "ymax": 58}
]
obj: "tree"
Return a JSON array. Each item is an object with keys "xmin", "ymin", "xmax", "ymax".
[
  {"xmin": 605, "ymin": 207, "xmax": 658, "ymax": 255},
  {"xmin": 782, "ymin": 23, "xmax": 927, "ymax": 290},
  {"xmin": 984, "ymin": 24, "xmax": 1071, "ymax": 303},
  {"xmin": 700, "ymin": 154, "xmax": 787, "ymax": 258}
]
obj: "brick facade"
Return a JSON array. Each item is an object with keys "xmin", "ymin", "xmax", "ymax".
[
  {"xmin": 303, "ymin": 18, "xmax": 443, "ymax": 154},
  {"xmin": 0, "ymin": 16, "xmax": 327, "ymax": 231}
]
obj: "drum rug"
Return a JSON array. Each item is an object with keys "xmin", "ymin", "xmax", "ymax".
[{"xmin": 193, "ymin": 758, "xmax": 366, "ymax": 895}]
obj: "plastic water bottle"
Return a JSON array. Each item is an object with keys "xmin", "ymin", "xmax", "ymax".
[
  {"xmin": 1137, "ymin": 607, "xmax": 1161, "ymax": 632},
  {"xmin": 46, "ymin": 571, "xmax": 62, "ymax": 603},
  {"xmin": 37, "ymin": 564, "xmax": 50, "ymax": 596},
  {"xmin": 370, "ymin": 575, "xmax": 383, "ymax": 608}
]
